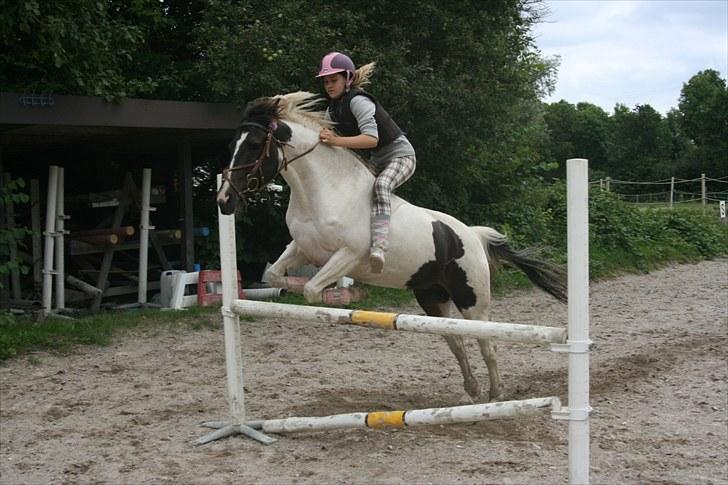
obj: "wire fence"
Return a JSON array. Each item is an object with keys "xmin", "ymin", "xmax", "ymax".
[{"xmin": 591, "ymin": 174, "xmax": 728, "ymax": 210}]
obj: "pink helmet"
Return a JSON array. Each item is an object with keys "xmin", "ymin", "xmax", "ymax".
[{"xmin": 316, "ymin": 52, "xmax": 356, "ymax": 86}]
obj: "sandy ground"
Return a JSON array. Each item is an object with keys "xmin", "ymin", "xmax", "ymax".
[{"xmin": 1, "ymin": 259, "xmax": 726, "ymax": 484}]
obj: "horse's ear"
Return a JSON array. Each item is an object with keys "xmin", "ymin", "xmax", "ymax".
[{"xmin": 274, "ymin": 120, "xmax": 292, "ymax": 142}]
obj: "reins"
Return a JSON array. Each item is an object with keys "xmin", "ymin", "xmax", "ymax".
[{"xmin": 221, "ymin": 121, "xmax": 320, "ymax": 203}]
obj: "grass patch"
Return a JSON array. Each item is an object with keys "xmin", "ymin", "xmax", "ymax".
[{"xmin": 0, "ymin": 305, "xmax": 220, "ymax": 361}]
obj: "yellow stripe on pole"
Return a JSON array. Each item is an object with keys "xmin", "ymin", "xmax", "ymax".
[
  {"xmin": 350, "ymin": 310, "xmax": 397, "ymax": 329},
  {"xmin": 366, "ymin": 411, "xmax": 406, "ymax": 428}
]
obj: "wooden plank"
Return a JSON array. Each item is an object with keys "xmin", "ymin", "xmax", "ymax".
[
  {"xmin": 178, "ymin": 140, "xmax": 195, "ymax": 272},
  {"xmin": 102, "ymin": 281, "xmax": 160, "ymax": 297},
  {"xmin": 91, "ymin": 174, "xmax": 133, "ymax": 311},
  {"xmin": 30, "ymin": 179, "xmax": 42, "ymax": 288},
  {"xmin": 69, "ymin": 226, "xmax": 135, "ymax": 238},
  {"xmin": 0, "ymin": 92, "xmax": 240, "ymax": 130}
]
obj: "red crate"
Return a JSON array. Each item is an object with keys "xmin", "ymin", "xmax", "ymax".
[{"xmin": 197, "ymin": 270, "xmax": 246, "ymax": 306}]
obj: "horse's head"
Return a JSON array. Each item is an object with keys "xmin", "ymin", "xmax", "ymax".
[{"xmin": 217, "ymin": 97, "xmax": 293, "ymax": 215}]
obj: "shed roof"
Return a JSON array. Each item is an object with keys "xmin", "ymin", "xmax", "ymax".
[{"xmin": 0, "ymin": 92, "xmax": 241, "ymax": 158}]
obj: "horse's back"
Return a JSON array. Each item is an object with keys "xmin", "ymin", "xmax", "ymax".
[{"xmin": 354, "ymin": 199, "xmax": 489, "ymax": 290}]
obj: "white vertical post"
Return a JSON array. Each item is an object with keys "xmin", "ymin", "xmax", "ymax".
[
  {"xmin": 217, "ymin": 174, "xmax": 247, "ymax": 423},
  {"xmin": 605, "ymin": 177, "xmax": 610, "ymax": 193},
  {"xmin": 137, "ymin": 168, "xmax": 153, "ymax": 304},
  {"xmin": 701, "ymin": 173, "xmax": 706, "ymax": 213},
  {"xmin": 42, "ymin": 165, "xmax": 59, "ymax": 315},
  {"xmin": 670, "ymin": 176, "xmax": 675, "ymax": 209},
  {"xmin": 567, "ymin": 159, "xmax": 590, "ymax": 485},
  {"xmin": 54, "ymin": 167, "xmax": 65, "ymax": 310}
]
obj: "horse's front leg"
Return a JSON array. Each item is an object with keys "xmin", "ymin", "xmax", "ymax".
[
  {"xmin": 263, "ymin": 241, "xmax": 310, "ymax": 289},
  {"xmin": 303, "ymin": 247, "xmax": 362, "ymax": 303}
]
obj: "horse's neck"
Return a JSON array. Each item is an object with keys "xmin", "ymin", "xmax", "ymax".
[{"xmin": 281, "ymin": 123, "xmax": 373, "ymax": 218}]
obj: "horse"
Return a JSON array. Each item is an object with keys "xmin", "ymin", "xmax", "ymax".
[{"xmin": 216, "ymin": 91, "xmax": 567, "ymax": 402}]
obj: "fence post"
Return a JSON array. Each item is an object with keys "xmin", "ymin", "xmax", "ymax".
[
  {"xmin": 701, "ymin": 173, "xmax": 706, "ymax": 213},
  {"xmin": 670, "ymin": 177, "xmax": 675, "ymax": 209},
  {"xmin": 599, "ymin": 179, "xmax": 603, "ymax": 191},
  {"xmin": 605, "ymin": 177, "xmax": 611, "ymax": 193},
  {"xmin": 567, "ymin": 159, "xmax": 591, "ymax": 485}
]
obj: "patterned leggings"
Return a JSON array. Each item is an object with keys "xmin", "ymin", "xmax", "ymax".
[{"xmin": 371, "ymin": 155, "xmax": 417, "ymax": 217}]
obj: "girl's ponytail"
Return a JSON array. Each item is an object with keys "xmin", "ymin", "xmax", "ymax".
[{"xmin": 352, "ymin": 62, "xmax": 376, "ymax": 89}]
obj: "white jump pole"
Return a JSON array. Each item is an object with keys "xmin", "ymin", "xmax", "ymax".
[
  {"xmin": 41, "ymin": 165, "xmax": 59, "ymax": 315},
  {"xmin": 195, "ymin": 175, "xmax": 275, "ymax": 446},
  {"xmin": 566, "ymin": 158, "xmax": 591, "ymax": 484},
  {"xmin": 247, "ymin": 397, "xmax": 560, "ymax": 433},
  {"xmin": 232, "ymin": 300, "xmax": 566, "ymax": 345},
  {"xmin": 54, "ymin": 167, "xmax": 66, "ymax": 310},
  {"xmin": 137, "ymin": 168, "xmax": 153, "ymax": 304}
]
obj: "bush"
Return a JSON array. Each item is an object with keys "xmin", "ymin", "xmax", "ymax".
[{"xmin": 0, "ymin": 176, "xmax": 31, "ymax": 288}]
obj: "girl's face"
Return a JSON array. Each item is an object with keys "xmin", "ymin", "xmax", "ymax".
[{"xmin": 323, "ymin": 73, "xmax": 347, "ymax": 100}]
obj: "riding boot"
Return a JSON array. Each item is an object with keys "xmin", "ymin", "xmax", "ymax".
[{"xmin": 369, "ymin": 215, "xmax": 390, "ymax": 274}]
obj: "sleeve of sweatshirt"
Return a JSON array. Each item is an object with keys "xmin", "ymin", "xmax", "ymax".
[{"xmin": 350, "ymin": 96, "xmax": 379, "ymax": 140}]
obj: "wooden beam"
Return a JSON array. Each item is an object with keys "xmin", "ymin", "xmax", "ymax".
[
  {"xmin": 178, "ymin": 140, "xmax": 195, "ymax": 272},
  {"xmin": 1, "ymin": 92, "xmax": 240, "ymax": 130}
]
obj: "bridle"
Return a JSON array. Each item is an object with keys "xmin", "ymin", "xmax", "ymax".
[{"xmin": 220, "ymin": 120, "xmax": 320, "ymax": 203}]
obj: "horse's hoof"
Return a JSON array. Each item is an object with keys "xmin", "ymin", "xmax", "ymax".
[
  {"xmin": 488, "ymin": 390, "xmax": 504, "ymax": 402},
  {"xmin": 458, "ymin": 393, "xmax": 476, "ymax": 405},
  {"xmin": 369, "ymin": 249, "xmax": 385, "ymax": 273},
  {"xmin": 303, "ymin": 287, "xmax": 323, "ymax": 304}
]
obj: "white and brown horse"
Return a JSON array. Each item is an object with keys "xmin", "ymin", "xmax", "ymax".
[{"xmin": 217, "ymin": 92, "xmax": 566, "ymax": 402}]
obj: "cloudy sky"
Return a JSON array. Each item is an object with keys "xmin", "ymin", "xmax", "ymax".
[{"xmin": 533, "ymin": 0, "xmax": 728, "ymax": 114}]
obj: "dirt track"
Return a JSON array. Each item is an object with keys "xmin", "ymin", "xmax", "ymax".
[{"xmin": 1, "ymin": 259, "xmax": 726, "ymax": 484}]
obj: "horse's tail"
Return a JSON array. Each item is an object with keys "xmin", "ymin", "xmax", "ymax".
[{"xmin": 470, "ymin": 226, "xmax": 568, "ymax": 303}]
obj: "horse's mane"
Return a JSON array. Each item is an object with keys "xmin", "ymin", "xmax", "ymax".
[{"xmin": 273, "ymin": 91, "xmax": 332, "ymax": 130}]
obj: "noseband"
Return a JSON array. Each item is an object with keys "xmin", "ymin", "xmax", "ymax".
[{"xmin": 221, "ymin": 121, "xmax": 320, "ymax": 204}]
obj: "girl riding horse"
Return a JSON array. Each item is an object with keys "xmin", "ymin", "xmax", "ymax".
[{"xmin": 316, "ymin": 52, "xmax": 416, "ymax": 274}]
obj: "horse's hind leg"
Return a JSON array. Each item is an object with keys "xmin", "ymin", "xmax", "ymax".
[
  {"xmin": 459, "ymin": 304, "xmax": 502, "ymax": 402},
  {"xmin": 414, "ymin": 287, "xmax": 481, "ymax": 403},
  {"xmin": 477, "ymin": 339, "xmax": 501, "ymax": 401}
]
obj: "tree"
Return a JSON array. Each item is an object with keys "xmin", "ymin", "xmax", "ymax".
[
  {"xmin": 664, "ymin": 108, "xmax": 695, "ymax": 178},
  {"xmin": 193, "ymin": 0, "xmax": 557, "ymax": 223},
  {"xmin": 678, "ymin": 69, "xmax": 728, "ymax": 175},
  {"xmin": 542, "ymin": 101, "xmax": 609, "ymax": 177},
  {"xmin": 607, "ymin": 104, "xmax": 671, "ymax": 180},
  {"xmin": 0, "ymin": 1, "xmax": 149, "ymax": 97}
]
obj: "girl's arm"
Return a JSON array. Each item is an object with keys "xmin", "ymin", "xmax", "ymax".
[{"xmin": 319, "ymin": 129, "xmax": 377, "ymax": 148}]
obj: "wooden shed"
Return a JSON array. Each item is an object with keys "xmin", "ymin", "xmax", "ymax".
[{"xmin": 0, "ymin": 92, "xmax": 240, "ymax": 311}]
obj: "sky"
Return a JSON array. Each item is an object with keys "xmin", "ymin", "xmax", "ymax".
[{"xmin": 533, "ymin": 0, "xmax": 728, "ymax": 114}]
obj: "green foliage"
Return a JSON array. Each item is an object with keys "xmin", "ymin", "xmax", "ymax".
[
  {"xmin": 538, "ymin": 187, "xmax": 728, "ymax": 278},
  {"xmin": 543, "ymin": 101, "xmax": 610, "ymax": 176},
  {"xmin": 0, "ymin": 176, "xmax": 31, "ymax": 288},
  {"xmin": 1, "ymin": 1, "xmax": 149, "ymax": 98},
  {"xmin": 481, "ymin": 181, "xmax": 727, "ymax": 280},
  {"xmin": 678, "ymin": 69, "xmax": 728, "ymax": 176},
  {"xmin": 542, "ymin": 70, "xmax": 726, "ymax": 183}
]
